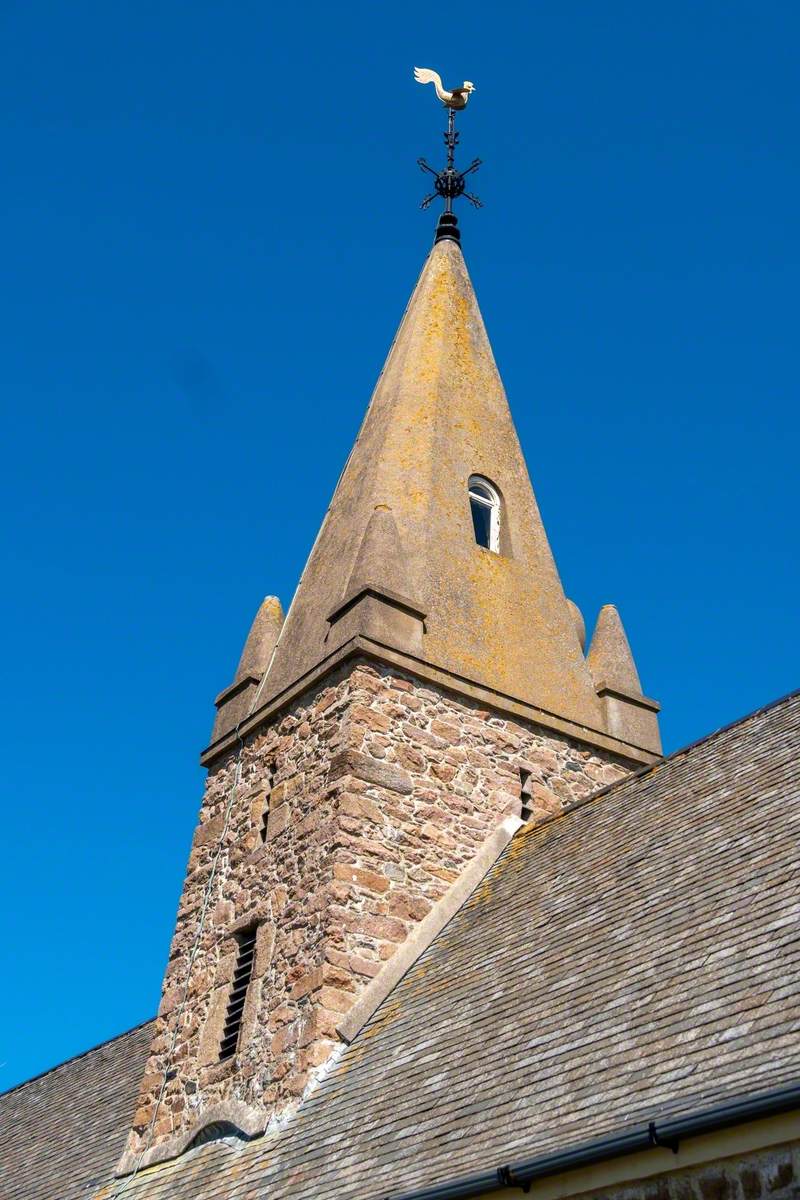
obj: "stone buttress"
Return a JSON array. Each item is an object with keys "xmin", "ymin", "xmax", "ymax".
[{"xmin": 119, "ymin": 236, "xmax": 661, "ymax": 1172}]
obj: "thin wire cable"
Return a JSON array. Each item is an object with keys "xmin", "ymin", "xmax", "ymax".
[
  {"xmin": 108, "ymin": 722, "xmax": 247, "ymax": 1197},
  {"xmin": 109, "ymin": 282, "xmax": 424, "ymax": 1195}
]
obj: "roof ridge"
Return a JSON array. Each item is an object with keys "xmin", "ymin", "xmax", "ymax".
[
  {"xmin": 0, "ymin": 1015, "xmax": 155, "ymax": 1099},
  {"xmin": 518, "ymin": 685, "xmax": 800, "ymax": 841}
]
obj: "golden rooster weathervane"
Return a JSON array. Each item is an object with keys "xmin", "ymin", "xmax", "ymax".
[
  {"xmin": 413, "ymin": 66, "xmax": 482, "ymax": 244},
  {"xmin": 413, "ymin": 67, "xmax": 476, "ymax": 110}
]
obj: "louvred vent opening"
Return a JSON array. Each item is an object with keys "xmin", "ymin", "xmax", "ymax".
[{"xmin": 219, "ymin": 928, "xmax": 257, "ymax": 1061}]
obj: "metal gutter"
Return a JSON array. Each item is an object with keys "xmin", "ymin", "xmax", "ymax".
[{"xmin": 386, "ymin": 1081, "xmax": 800, "ymax": 1200}]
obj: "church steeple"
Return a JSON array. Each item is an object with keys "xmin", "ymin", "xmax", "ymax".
[
  {"xmin": 124, "ymin": 96, "xmax": 661, "ymax": 1172},
  {"xmin": 207, "ymin": 237, "xmax": 656, "ymax": 761}
]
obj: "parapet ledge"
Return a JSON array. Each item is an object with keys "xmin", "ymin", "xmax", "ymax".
[
  {"xmin": 213, "ymin": 672, "xmax": 260, "ymax": 709},
  {"xmin": 200, "ymin": 636, "xmax": 662, "ymax": 769},
  {"xmin": 593, "ymin": 679, "xmax": 662, "ymax": 756},
  {"xmin": 325, "ymin": 581, "xmax": 427, "ymax": 660},
  {"xmin": 327, "ymin": 581, "xmax": 427, "ymax": 626},
  {"xmin": 593, "ymin": 679, "xmax": 661, "ymax": 713}
]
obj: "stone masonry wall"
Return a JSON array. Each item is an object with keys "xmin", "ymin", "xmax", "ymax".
[
  {"xmin": 124, "ymin": 659, "xmax": 630, "ymax": 1163},
  {"xmin": 573, "ymin": 1140, "xmax": 798, "ymax": 1200}
]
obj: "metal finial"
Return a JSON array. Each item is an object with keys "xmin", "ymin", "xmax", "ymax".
[{"xmin": 413, "ymin": 67, "xmax": 483, "ymax": 243}]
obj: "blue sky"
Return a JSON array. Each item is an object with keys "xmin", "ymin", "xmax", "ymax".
[{"xmin": 1, "ymin": 1, "xmax": 798, "ymax": 1090}]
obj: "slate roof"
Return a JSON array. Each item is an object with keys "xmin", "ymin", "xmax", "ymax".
[
  {"xmin": 5, "ymin": 692, "xmax": 800, "ymax": 1200},
  {"xmin": 0, "ymin": 1019, "xmax": 154, "ymax": 1200}
]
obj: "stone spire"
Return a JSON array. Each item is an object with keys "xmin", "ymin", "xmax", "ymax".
[
  {"xmin": 240, "ymin": 238, "xmax": 622, "ymax": 748},
  {"xmin": 235, "ymin": 595, "xmax": 285, "ymax": 681},
  {"xmin": 587, "ymin": 605, "xmax": 661, "ymax": 754},
  {"xmin": 587, "ymin": 604, "xmax": 643, "ymax": 694},
  {"xmin": 211, "ymin": 596, "xmax": 284, "ymax": 741},
  {"xmin": 201, "ymin": 237, "xmax": 661, "ymax": 763}
]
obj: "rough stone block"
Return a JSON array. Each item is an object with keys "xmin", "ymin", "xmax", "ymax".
[
  {"xmin": 271, "ymin": 1022, "xmax": 298, "ymax": 1056},
  {"xmin": 333, "ymin": 863, "xmax": 390, "ymax": 894},
  {"xmin": 338, "ymin": 794, "xmax": 383, "ymax": 824},
  {"xmin": 266, "ymin": 802, "xmax": 290, "ymax": 840},
  {"xmin": 290, "ymin": 966, "xmax": 323, "ymax": 1000},
  {"xmin": 330, "ymin": 750, "xmax": 413, "ymax": 794},
  {"xmin": 270, "ymin": 775, "xmax": 301, "ymax": 806}
]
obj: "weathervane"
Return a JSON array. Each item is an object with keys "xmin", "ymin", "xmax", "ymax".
[{"xmin": 414, "ymin": 67, "xmax": 482, "ymax": 244}]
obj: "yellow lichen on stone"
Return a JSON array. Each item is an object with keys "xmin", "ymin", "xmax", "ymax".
[{"xmin": 259, "ymin": 236, "xmax": 652, "ymax": 748}]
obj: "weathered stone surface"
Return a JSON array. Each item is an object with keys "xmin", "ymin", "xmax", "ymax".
[
  {"xmin": 333, "ymin": 863, "xmax": 390, "ymax": 894},
  {"xmin": 211, "ymin": 596, "xmax": 285, "ymax": 744},
  {"xmin": 330, "ymin": 749, "xmax": 413, "ymax": 794},
  {"xmin": 338, "ymin": 794, "xmax": 383, "ymax": 824},
  {"xmin": 588, "ymin": 603, "xmax": 662, "ymax": 754},
  {"xmin": 258, "ymin": 239, "xmax": 652, "ymax": 749},
  {"xmin": 265, "ymin": 801, "xmax": 290, "ymax": 840},
  {"xmin": 125, "ymin": 659, "xmax": 629, "ymax": 1160}
]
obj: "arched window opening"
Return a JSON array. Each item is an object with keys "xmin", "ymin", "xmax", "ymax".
[
  {"xmin": 468, "ymin": 476, "xmax": 501, "ymax": 553},
  {"xmin": 187, "ymin": 1121, "xmax": 250, "ymax": 1151}
]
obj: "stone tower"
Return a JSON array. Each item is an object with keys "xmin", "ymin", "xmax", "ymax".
[{"xmin": 119, "ymin": 232, "xmax": 661, "ymax": 1174}]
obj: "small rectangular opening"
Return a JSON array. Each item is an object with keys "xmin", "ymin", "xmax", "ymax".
[
  {"xmin": 259, "ymin": 767, "xmax": 274, "ymax": 845},
  {"xmin": 219, "ymin": 927, "xmax": 258, "ymax": 1061},
  {"xmin": 520, "ymin": 768, "xmax": 533, "ymax": 822}
]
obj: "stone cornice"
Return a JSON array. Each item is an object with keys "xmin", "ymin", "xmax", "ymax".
[
  {"xmin": 213, "ymin": 672, "xmax": 260, "ymax": 709},
  {"xmin": 327, "ymin": 582, "xmax": 427, "ymax": 626},
  {"xmin": 200, "ymin": 635, "xmax": 661, "ymax": 769},
  {"xmin": 593, "ymin": 680, "xmax": 661, "ymax": 712}
]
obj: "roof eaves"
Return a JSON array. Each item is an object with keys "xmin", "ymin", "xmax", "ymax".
[{"xmin": 383, "ymin": 1078, "xmax": 800, "ymax": 1200}]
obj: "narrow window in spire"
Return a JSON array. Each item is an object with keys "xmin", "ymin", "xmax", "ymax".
[
  {"xmin": 468, "ymin": 476, "xmax": 501, "ymax": 552},
  {"xmin": 219, "ymin": 927, "xmax": 257, "ymax": 1061}
]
